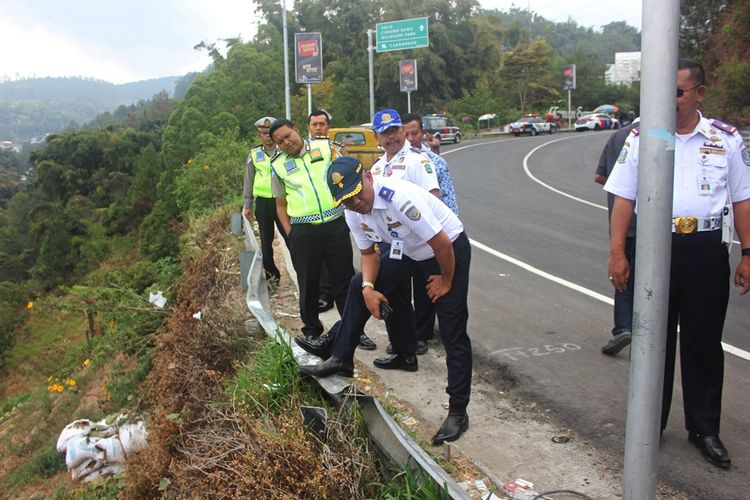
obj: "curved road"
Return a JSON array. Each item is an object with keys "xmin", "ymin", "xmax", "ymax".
[{"xmin": 441, "ymin": 132, "xmax": 750, "ymax": 499}]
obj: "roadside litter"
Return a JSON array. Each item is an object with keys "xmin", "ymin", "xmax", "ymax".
[{"xmin": 56, "ymin": 414, "xmax": 147, "ymax": 482}]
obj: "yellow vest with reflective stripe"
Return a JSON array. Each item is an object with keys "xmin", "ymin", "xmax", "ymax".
[
  {"xmin": 271, "ymin": 139, "xmax": 343, "ymax": 223},
  {"xmin": 250, "ymin": 146, "xmax": 274, "ymax": 198}
]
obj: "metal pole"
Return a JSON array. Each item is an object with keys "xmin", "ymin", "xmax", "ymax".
[
  {"xmin": 367, "ymin": 29, "xmax": 375, "ymax": 121},
  {"xmin": 567, "ymin": 90, "xmax": 571, "ymax": 130},
  {"xmin": 622, "ymin": 1, "xmax": 679, "ymax": 498},
  {"xmin": 307, "ymin": 84, "xmax": 312, "ymax": 116},
  {"xmin": 282, "ymin": 0, "xmax": 291, "ymax": 119},
  {"xmin": 407, "ymin": 91, "xmax": 411, "ymax": 113}
]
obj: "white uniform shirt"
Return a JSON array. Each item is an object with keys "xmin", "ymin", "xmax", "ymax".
[
  {"xmin": 346, "ymin": 177, "xmax": 464, "ymax": 262},
  {"xmin": 370, "ymin": 141, "xmax": 439, "ymax": 193},
  {"xmin": 605, "ymin": 112, "xmax": 750, "ymax": 217}
]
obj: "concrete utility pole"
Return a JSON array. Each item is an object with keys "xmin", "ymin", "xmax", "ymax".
[
  {"xmin": 622, "ymin": 1, "xmax": 679, "ymax": 498},
  {"xmin": 282, "ymin": 0, "xmax": 291, "ymax": 119}
]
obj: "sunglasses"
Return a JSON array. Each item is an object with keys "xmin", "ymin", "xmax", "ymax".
[{"xmin": 677, "ymin": 85, "xmax": 701, "ymax": 97}]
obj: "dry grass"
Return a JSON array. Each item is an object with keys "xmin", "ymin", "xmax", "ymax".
[{"xmin": 125, "ymin": 209, "xmax": 379, "ymax": 499}]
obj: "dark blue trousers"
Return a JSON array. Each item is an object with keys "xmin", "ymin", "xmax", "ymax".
[
  {"xmin": 613, "ymin": 236, "xmax": 636, "ymax": 333},
  {"xmin": 331, "ymin": 232, "xmax": 473, "ymax": 409},
  {"xmin": 661, "ymin": 230, "xmax": 729, "ymax": 435}
]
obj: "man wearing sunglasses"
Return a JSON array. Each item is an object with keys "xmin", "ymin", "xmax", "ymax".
[{"xmin": 604, "ymin": 59, "xmax": 750, "ymax": 469}]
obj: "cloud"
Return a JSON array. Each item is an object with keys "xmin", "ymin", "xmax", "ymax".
[{"xmin": 0, "ymin": 0, "xmax": 257, "ymax": 83}]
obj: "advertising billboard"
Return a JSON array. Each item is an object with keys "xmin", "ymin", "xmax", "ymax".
[{"xmin": 295, "ymin": 32, "xmax": 323, "ymax": 84}]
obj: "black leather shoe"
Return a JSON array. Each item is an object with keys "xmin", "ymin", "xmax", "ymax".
[
  {"xmin": 318, "ymin": 296, "xmax": 334, "ymax": 313},
  {"xmin": 299, "ymin": 356, "xmax": 353, "ymax": 378},
  {"xmin": 358, "ymin": 334, "xmax": 377, "ymax": 350},
  {"xmin": 601, "ymin": 331, "xmax": 631, "ymax": 355},
  {"xmin": 295, "ymin": 334, "xmax": 333, "ymax": 359},
  {"xmin": 688, "ymin": 432, "xmax": 731, "ymax": 469},
  {"xmin": 432, "ymin": 412, "xmax": 469, "ymax": 445},
  {"xmin": 373, "ymin": 354, "xmax": 418, "ymax": 372},
  {"xmin": 386, "ymin": 341, "xmax": 427, "ymax": 355}
]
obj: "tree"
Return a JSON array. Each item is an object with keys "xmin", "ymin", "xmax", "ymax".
[{"xmin": 500, "ymin": 38, "xmax": 555, "ymax": 114}]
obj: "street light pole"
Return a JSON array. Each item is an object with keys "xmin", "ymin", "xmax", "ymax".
[
  {"xmin": 622, "ymin": 1, "xmax": 679, "ymax": 498},
  {"xmin": 282, "ymin": 0, "xmax": 291, "ymax": 119},
  {"xmin": 367, "ymin": 29, "xmax": 375, "ymax": 121}
]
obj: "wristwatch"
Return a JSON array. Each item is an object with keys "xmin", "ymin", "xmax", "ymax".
[{"xmin": 362, "ymin": 281, "xmax": 375, "ymax": 290}]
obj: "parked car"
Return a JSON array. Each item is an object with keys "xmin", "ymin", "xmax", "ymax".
[
  {"xmin": 328, "ymin": 127, "xmax": 383, "ymax": 170},
  {"xmin": 574, "ymin": 113, "xmax": 620, "ymax": 131},
  {"xmin": 509, "ymin": 115, "xmax": 559, "ymax": 136},
  {"xmin": 422, "ymin": 114, "xmax": 462, "ymax": 144}
]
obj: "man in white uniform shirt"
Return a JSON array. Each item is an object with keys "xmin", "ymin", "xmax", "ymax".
[
  {"xmin": 298, "ymin": 156, "xmax": 473, "ymax": 446},
  {"xmin": 369, "ymin": 108, "xmax": 441, "ymax": 356},
  {"xmin": 605, "ymin": 59, "xmax": 750, "ymax": 469},
  {"xmin": 370, "ymin": 108, "xmax": 440, "ymax": 195}
]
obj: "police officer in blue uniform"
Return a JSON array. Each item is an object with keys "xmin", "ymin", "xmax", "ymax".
[
  {"xmin": 606, "ymin": 60, "xmax": 750, "ymax": 469},
  {"xmin": 298, "ymin": 155, "xmax": 473, "ymax": 445}
]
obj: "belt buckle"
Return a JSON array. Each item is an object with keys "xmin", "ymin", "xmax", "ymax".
[{"xmin": 674, "ymin": 216, "xmax": 698, "ymax": 234}]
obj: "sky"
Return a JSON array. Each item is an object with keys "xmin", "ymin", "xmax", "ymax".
[{"xmin": 0, "ymin": 0, "xmax": 642, "ymax": 85}]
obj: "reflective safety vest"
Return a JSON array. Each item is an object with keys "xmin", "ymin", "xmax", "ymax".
[
  {"xmin": 271, "ymin": 139, "xmax": 345, "ymax": 224},
  {"xmin": 250, "ymin": 145, "xmax": 274, "ymax": 198}
]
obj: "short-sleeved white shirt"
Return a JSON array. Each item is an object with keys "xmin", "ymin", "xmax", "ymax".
[
  {"xmin": 346, "ymin": 177, "xmax": 464, "ymax": 262},
  {"xmin": 370, "ymin": 141, "xmax": 439, "ymax": 193},
  {"xmin": 604, "ymin": 112, "xmax": 750, "ymax": 217}
]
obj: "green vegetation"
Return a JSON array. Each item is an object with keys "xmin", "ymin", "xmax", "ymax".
[{"xmin": 0, "ymin": 1, "xmax": 743, "ymax": 496}]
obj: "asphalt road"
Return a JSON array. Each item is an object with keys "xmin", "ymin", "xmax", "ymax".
[{"xmin": 441, "ymin": 132, "xmax": 750, "ymax": 499}]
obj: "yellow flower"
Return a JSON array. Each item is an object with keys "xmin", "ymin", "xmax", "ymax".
[
  {"xmin": 66, "ymin": 379, "xmax": 77, "ymax": 387},
  {"xmin": 187, "ymin": 159, "xmax": 192, "ymax": 164},
  {"xmin": 27, "ymin": 301, "xmax": 33, "ymax": 310},
  {"xmin": 56, "ymin": 385, "xmax": 64, "ymax": 393},
  {"xmin": 203, "ymin": 165, "xmax": 209, "ymax": 171},
  {"xmin": 83, "ymin": 358, "xmax": 91, "ymax": 368},
  {"xmin": 47, "ymin": 375, "xmax": 54, "ymax": 382}
]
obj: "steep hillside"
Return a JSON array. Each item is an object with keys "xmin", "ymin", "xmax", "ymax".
[{"xmin": 0, "ymin": 76, "xmax": 181, "ymax": 141}]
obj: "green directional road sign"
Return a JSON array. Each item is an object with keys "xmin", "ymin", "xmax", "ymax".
[{"xmin": 376, "ymin": 17, "xmax": 429, "ymax": 53}]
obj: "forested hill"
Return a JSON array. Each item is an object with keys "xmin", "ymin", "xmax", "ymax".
[{"xmin": 0, "ymin": 76, "xmax": 182, "ymax": 141}]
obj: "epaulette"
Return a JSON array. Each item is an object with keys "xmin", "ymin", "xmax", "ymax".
[
  {"xmin": 378, "ymin": 187, "xmax": 395, "ymax": 202},
  {"xmin": 710, "ymin": 119, "xmax": 738, "ymax": 135}
]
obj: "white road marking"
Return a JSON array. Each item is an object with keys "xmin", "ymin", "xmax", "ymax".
[{"xmin": 449, "ymin": 136, "xmax": 750, "ymax": 362}]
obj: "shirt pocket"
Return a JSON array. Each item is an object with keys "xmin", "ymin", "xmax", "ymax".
[{"xmin": 704, "ymin": 155, "xmax": 728, "ymax": 184}]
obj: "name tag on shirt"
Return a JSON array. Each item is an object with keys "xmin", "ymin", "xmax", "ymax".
[
  {"xmin": 389, "ymin": 240, "xmax": 404, "ymax": 260},
  {"xmin": 698, "ymin": 174, "xmax": 713, "ymax": 195}
]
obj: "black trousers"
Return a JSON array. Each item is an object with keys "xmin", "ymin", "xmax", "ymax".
[
  {"xmin": 331, "ymin": 232, "xmax": 473, "ymax": 410},
  {"xmin": 255, "ymin": 196, "xmax": 287, "ymax": 281},
  {"xmin": 289, "ymin": 216, "xmax": 354, "ymax": 337},
  {"xmin": 661, "ymin": 230, "xmax": 729, "ymax": 436}
]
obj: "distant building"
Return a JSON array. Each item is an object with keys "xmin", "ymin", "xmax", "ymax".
[{"xmin": 604, "ymin": 52, "xmax": 641, "ymax": 85}]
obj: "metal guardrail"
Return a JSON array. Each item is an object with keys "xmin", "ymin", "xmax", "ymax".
[{"xmin": 241, "ymin": 216, "xmax": 470, "ymax": 499}]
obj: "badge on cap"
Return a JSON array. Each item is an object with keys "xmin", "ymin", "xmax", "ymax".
[{"xmin": 332, "ymin": 172, "xmax": 344, "ymax": 188}]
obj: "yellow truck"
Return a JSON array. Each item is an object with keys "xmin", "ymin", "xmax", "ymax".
[{"xmin": 328, "ymin": 127, "xmax": 383, "ymax": 170}]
